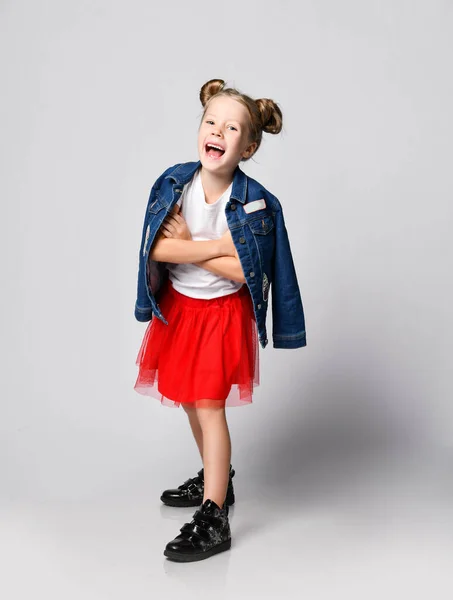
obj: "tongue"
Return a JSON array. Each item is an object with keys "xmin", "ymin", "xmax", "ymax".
[{"xmin": 207, "ymin": 147, "xmax": 223, "ymax": 158}]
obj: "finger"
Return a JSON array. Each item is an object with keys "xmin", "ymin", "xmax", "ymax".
[
  {"xmin": 164, "ymin": 211, "xmax": 184, "ymax": 224},
  {"xmin": 171, "ymin": 214, "xmax": 185, "ymax": 225}
]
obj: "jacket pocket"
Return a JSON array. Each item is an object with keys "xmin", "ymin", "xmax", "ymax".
[
  {"xmin": 247, "ymin": 214, "xmax": 275, "ymax": 235},
  {"xmin": 148, "ymin": 194, "xmax": 167, "ymax": 214},
  {"xmin": 247, "ymin": 214, "xmax": 275, "ymax": 278}
]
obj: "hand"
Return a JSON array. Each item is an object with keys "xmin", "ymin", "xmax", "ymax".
[
  {"xmin": 159, "ymin": 205, "xmax": 192, "ymax": 241},
  {"xmin": 219, "ymin": 228, "xmax": 239, "ymax": 258}
]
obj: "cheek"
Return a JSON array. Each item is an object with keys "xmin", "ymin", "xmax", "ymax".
[{"xmin": 199, "ymin": 125, "xmax": 208, "ymax": 139}]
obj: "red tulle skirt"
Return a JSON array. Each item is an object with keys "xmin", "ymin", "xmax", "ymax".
[{"xmin": 134, "ymin": 278, "xmax": 260, "ymax": 408}]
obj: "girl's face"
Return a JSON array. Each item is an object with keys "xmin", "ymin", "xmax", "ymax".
[{"xmin": 198, "ymin": 96, "xmax": 257, "ymax": 176}]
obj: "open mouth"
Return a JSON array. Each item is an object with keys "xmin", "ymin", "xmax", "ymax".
[{"xmin": 205, "ymin": 143, "xmax": 225, "ymax": 160}]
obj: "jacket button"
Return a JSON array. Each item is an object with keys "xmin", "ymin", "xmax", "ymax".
[
  {"xmin": 249, "ymin": 271, "xmax": 255, "ymax": 277},
  {"xmin": 239, "ymin": 236, "xmax": 245, "ymax": 244},
  {"xmin": 230, "ymin": 203, "xmax": 237, "ymax": 211},
  {"xmin": 257, "ymin": 304, "xmax": 262, "ymax": 309}
]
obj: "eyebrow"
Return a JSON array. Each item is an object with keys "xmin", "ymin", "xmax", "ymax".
[{"xmin": 205, "ymin": 113, "xmax": 241, "ymax": 125}]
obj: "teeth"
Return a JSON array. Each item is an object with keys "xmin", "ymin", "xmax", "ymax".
[{"xmin": 206, "ymin": 144, "xmax": 224, "ymax": 151}]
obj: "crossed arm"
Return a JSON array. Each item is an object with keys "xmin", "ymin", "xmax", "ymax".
[
  {"xmin": 149, "ymin": 208, "xmax": 246, "ymax": 283},
  {"xmin": 195, "ymin": 255, "xmax": 245, "ymax": 283}
]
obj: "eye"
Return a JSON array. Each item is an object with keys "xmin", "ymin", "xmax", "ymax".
[{"xmin": 205, "ymin": 120, "xmax": 237, "ymax": 131}]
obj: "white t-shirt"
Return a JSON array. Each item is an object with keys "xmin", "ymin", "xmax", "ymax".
[{"xmin": 166, "ymin": 167, "xmax": 244, "ymax": 299}]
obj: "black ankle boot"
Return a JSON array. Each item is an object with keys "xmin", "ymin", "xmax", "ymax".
[
  {"xmin": 163, "ymin": 498, "xmax": 231, "ymax": 562},
  {"xmin": 160, "ymin": 465, "xmax": 236, "ymax": 507}
]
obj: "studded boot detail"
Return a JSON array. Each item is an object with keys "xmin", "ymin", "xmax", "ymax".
[{"xmin": 163, "ymin": 499, "xmax": 231, "ymax": 562}]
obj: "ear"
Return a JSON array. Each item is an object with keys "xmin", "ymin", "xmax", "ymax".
[{"xmin": 242, "ymin": 141, "xmax": 258, "ymax": 159}]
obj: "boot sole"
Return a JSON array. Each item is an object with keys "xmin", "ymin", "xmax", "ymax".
[
  {"xmin": 164, "ymin": 538, "xmax": 231, "ymax": 562},
  {"xmin": 160, "ymin": 493, "xmax": 235, "ymax": 508}
]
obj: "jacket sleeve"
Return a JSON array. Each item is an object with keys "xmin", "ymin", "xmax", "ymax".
[
  {"xmin": 134, "ymin": 186, "xmax": 154, "ymax": 322},
  {"xmin": 134, "ymin": 163, "xmax": 180, "ymax": 322},
  {"xmin": 270, "ymin": 206, "xmax": 307, "ymax": 349}
]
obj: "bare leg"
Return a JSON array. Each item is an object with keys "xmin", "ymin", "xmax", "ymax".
[
  {"xmin": 182, "ymin": 402, "xmax": 204, "ymax": 461},
  {"xmin": 196, "ymin": 405, "xmax": 231, "ymax": 507}
]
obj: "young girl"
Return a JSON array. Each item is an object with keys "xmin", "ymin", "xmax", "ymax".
[{"xmin": 134, "ymin": 78, "xmax": 306, "ymax": 562}]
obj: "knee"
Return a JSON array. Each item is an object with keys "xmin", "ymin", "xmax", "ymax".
[
  {"xmin": 181, "ymin": 402, "xmax": 197, "ymax": 416},
  {"xmin": 196, "ymin": 405, "xmax": 226, "ymax": 429}
]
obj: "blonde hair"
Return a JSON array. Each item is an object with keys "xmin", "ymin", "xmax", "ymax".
[{"xmin": 199, "ymin": 78, "xmax": 283, "ymax": 161}]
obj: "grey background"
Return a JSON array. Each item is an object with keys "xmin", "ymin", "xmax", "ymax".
[{"xmin": 1, "ymin": 0, "xmax": 453, "ymax": 597}]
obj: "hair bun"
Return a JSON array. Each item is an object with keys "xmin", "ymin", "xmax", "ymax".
[
  {"xmin": 200, "ymin": 79, "xmax": 226, "ymax": 108},
  {"xmin": 255, "ymin": 98, "xmax": 283, "ymax": 135}
]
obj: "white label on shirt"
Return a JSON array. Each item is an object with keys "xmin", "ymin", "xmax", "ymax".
[{"xmin": 243, "ymin": 199, "xmax": 266, "ymax": 214}]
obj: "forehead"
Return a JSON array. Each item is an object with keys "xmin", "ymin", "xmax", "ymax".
[{"xmin": 205, "ymin": 96, "xmax": 249, "ymax": 124}]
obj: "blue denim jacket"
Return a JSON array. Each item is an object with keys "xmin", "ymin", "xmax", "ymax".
[{"xmin": 134, "ymin": 160, "xmax": 306, "ymax": 349}]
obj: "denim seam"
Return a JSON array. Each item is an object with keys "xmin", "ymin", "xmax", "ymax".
[
  {"xmin": 273, "ymin": 332, "xmax": 306, "ymax": 340},
  {"xmin": 135, "ymin": 304, "xmax": 153, "ymax": 313}
]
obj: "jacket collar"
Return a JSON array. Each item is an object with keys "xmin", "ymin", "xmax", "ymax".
[{"xmin": 164, "ymin": 160, "xmax": 247, "ymax": 204}]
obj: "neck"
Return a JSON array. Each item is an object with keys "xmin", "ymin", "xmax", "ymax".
[{"xmin": 199, "ymin": 166, "xmax": 235, "ymax": 200}]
